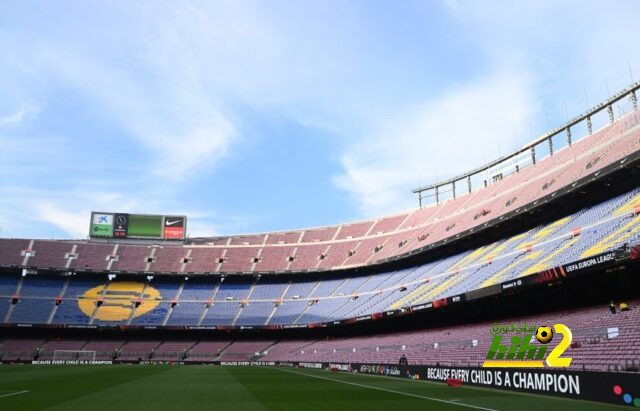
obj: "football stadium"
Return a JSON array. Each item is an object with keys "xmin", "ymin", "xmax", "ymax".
[{"xmin": 2, "ymin": 2, "xmax": 640, "ymax": 410}]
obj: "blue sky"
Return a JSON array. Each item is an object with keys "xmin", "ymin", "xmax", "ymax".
[{"xmin": 1, "ymin": 0, "xmax": 639, "ymax": 239}]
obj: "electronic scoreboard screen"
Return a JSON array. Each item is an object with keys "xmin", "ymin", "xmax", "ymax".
[
  {"xmin": 90, "ymin": 212, "xmax": 186, "ymax": 240},
  {"xmin": 127, "ymin": 214, "xmax": 163, "ymax": 238}
]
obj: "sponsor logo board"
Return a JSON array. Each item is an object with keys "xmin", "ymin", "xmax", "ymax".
[
  {"xmin": 91, "ymin": 213, "xmax": 114, "ymax": 237},
  {"xmin": 163, "ymin": 216, "xmax": 185, "ymax": 239}
]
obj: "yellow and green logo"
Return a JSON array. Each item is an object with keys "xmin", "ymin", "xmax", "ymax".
[
  {"xmin": 78, "ymin": 282, "xmax": 161, "ymax": 321},
  {"xmin": 483, "ymin": 323, "xmax": 572, "ymax": 368}
]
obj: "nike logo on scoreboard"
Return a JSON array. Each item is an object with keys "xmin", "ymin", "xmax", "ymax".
[{"xmin": 163, "ymin": 216, "xmax": 185, "ymax": 240}]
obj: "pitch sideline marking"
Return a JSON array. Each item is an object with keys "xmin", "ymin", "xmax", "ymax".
[
  {"xmin": 272, "ymin": 367, "xmax": 499, "ymax": 411},
  {"xmin": 0, "ymin": 390, "xmax": 29, "ymax": 398}
]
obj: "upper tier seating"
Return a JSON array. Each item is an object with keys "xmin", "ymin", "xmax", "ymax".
[{"xmin": 1, "ymin": 109, "xmax": 639, "ymax": 275}]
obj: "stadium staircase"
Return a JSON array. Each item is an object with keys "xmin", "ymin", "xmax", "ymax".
[
  {"xmin": 249, "ymin": 341, "xmax": 279, "ymax": 361},
  {"xmin": 320, "ymin": 275, "xmax": 373, "ymax": 323},
  {"xmin": 291, "ymin": 282, "xmax": 321, "ymax": 324},
  {"xmin": 47, "ymin": 278, "xmax": 69, "ymax": 324},
  {"xmin": 265, "ymin": 282, "xmax": 291, "ymax": 325},
  {"xmin": 88, "ymin": 280, "xmax": 108, "ymax": 325},
  {"xmin": 197, "ymin": 281, "xmax": 221, "ymax": 326},
  {"xmin": 105, "ymin": 244, "xmax": 118, "ymax": 271},
  {"xmin": 126, "ymin": 282, "xmax": 149, "ymax": 325},
  {"xmin": 4, "ymin": 276, "xmax": 23, "ymax": 323},
  {"xmin": 232, "ymin": 282, "xmax": 257, "ymax": 326},
  {"xmin": 162, "ymin": 282, "xmax": 185, "ymax": 326},
  {"xmin": 212, "ymin": 345, "xmax": 230, "ymax": 362}
]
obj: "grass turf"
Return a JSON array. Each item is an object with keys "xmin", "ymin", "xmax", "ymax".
[{"xmin": 0, "ymin": 365, "xmax": 628, "ymax": 410}]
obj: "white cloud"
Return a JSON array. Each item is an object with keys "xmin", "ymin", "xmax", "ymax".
[
  {"xmin": 0, "ymin": 102, "xmax": 39, "ymax": 127},
  {"xmin": 150, "ymin": 122, "xmax": 236, "ymax": 180},
  {"xmin": 0, "ymin": 2, "xmax": 256, "ymax": 182},
  {"xmin": 27, "ymin": 43, "xmax": 239, "ymax": 180},
  {"xmin": 33, "ymin": 202, "xmax": 90, "ymax": 238},
  {"xmin": 440, "ymin": 0, "xmax": 640, "ymax": 109},
  {"xmin": 335, "ymin": 0, "xmax": 640, "ymax": 218},
  {"xmin": 23, "ymin": 189, "xmax": 138, "ymax": 238},
  {"xmin": 335, "ymin": 70, "xmax": 536, "ymax": 216},
  {"xmin": 2, "ymin": 0, "xmax": 639, "ymax": 239}
]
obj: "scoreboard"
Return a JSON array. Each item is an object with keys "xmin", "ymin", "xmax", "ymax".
[{"xmin": 90, "ymin": 212, "xmax": 186, "ymax": 240}]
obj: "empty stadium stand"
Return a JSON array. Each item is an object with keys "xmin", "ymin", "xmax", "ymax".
[
  {"xmin": 0, "ymin": 184, "xmax": 639, "ymax": 327},
  {"xmin": 1, "ymin": 300, "xmax": 637, "ymax": 372},
  {"xmin": 261, "ymin": 300, "xmax": 640, "ymax": 372}
]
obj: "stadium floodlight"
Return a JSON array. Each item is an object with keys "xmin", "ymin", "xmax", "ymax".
[
  {"xmin": 53, "ymin": 350, "xmax": 96, "ymax": 362},
  {"xmin": 108, "ymin": 274, "xmax": 117, "ymax": 281}
]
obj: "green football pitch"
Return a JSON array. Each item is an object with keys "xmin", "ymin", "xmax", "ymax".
[{"xmin": 0, "ymin": 365, "xmax": 628, "ymax": 410}]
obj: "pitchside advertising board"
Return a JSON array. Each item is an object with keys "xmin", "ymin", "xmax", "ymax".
[
  {"xmin": 166, "ymin": 361, "xmax": 640, "ymax": 406},
  {"xmin": 348, "ymin": 363, "xmax": 640, "ymax": 407},
  {"xmin": 90, "ymin": 212, "xmax": 186, "ymax": 240}
]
